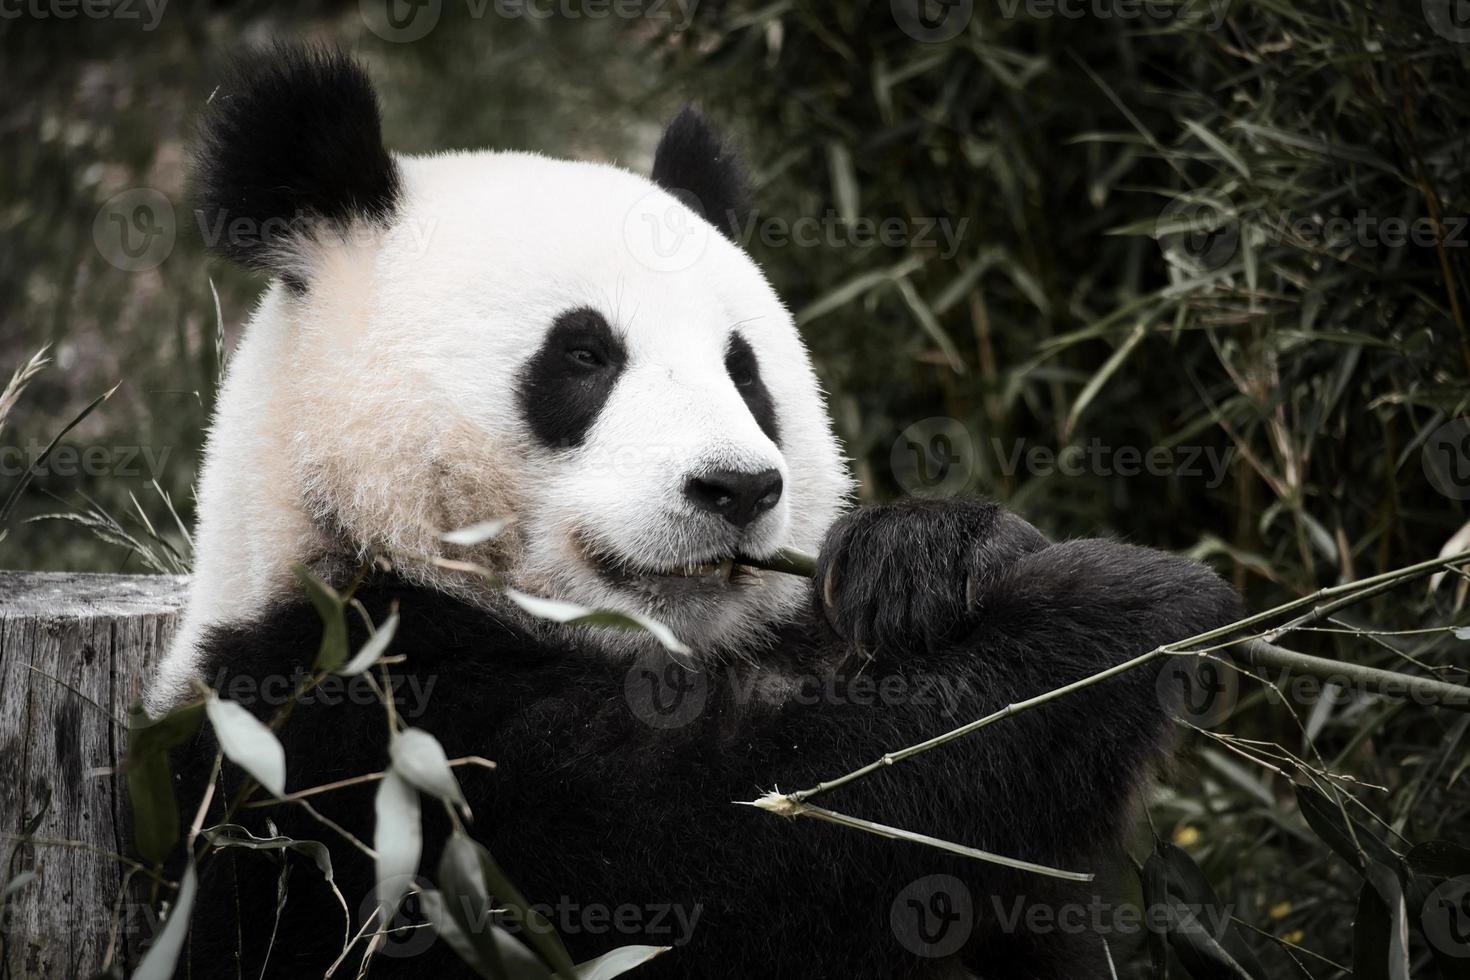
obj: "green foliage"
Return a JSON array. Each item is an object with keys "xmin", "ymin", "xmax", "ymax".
[
  {"xmin": 125, "ymin": 698, "xmax": 204, "ymax": 865},
  {"xmin": 661, "ymin": 0, "xmax": 1468, "ymax": 569},
  {"xmin": 115, "ymin": 563, "xmax": 679, "ymax": 978},
  {"xmin": 655, "ymin": 0, "xmax": 1470, "ymax": 973}
]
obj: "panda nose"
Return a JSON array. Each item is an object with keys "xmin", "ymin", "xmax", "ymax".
[{"xmin": 683, "ymin": 468, "xmax": 784, "ymax": 528}]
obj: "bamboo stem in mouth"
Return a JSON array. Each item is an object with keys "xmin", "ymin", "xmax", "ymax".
[{"xmin": 744, "ymin": 548, "xmax": 818, "ymax": 578}]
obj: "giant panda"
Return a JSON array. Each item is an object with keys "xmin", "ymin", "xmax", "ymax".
[{"xmin": 151, "ymin": 44, "xmax": 1241, "ymax": 980}]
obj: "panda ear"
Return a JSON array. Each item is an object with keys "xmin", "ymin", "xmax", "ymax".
[
  {"xmin": 192, "ymin": 44, "xmax": 401, "ymax": 286},
  {"xmin": 650, "ymin": 107, "xmax": 751, "ymax": 242}
]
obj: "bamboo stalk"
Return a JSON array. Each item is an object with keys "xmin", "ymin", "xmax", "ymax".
[
  {"xmin": 743, "ymin": 796, "xmax": 1095, "ymax": 881},
  {"xmin": 751, "ymin": 547, "xmax": 1470, "ymax": 812}
]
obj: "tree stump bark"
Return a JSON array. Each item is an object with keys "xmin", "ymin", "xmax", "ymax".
[{"xmin": 0, "ymin": 572, "xmax": 188, "ymax": 980}]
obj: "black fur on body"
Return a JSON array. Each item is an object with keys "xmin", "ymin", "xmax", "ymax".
[{"xmin": 168, "ymin": 499, "xmax": 1240, "ymax": 979}]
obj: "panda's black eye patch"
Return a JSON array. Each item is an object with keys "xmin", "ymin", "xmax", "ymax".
[
  {"xmin": 518, "ymin": 308, "xmax": 627, "ymax": 449},
  {"xmin": 725, "ymin": 332, "xmax": 780, "ymax": 445}
]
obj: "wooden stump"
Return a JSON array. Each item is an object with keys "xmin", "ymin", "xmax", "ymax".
[{"xmin": 0, "ymin": 572, "xmax": 188, "ymax": 980}]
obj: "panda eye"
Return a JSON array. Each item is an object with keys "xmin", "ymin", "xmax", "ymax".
[
  {"xmin": 565, "ymin": 346, "xmax": 607, "ymax": 369},
  {"xmin": 725, "ymin": 349, "xmax": 757, "ymax": 388}
]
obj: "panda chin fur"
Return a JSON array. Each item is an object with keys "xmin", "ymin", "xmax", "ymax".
[{"xmin": 156, "ymin": 44, "xmax": 1245, "ymax": 978}]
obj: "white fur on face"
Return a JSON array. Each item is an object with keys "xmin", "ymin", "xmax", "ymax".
[{"xmin": 148, "ymin": 150, "xmax": 853, "ymax": 711}]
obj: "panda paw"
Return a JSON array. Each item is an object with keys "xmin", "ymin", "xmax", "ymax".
[{"xmin": 812, "ymin": 497, "xmax": 1048, "ymax": 657}]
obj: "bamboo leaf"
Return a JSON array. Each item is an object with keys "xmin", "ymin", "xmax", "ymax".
[
  {"xmin": 205, "ymin": 696, "xmax": 286, "ymax": 798},
  {"xmin": 564, "ymin": 946, "xmax": 670, "ymax": 979},
  {"xmin": 894, "ymin": 277, "xmax": 966, "ymax": 374},
  {"xmin": 826, "ymin": 141, "xmax": 858, "ymax": 223},
  {"xmin": 442, "ymin": 520, "xmax": 509, "ymax": 547},
  {"xmin": 1294, "ymin": 783, "xmax": 1399, "ymax": 870},
  {"xmin": 126, "ymin": 700, "xmax": 205, "ymax": 865},
  {"xmin": 506, "ymin": 590, "xmax": 690, "ymax": 655},
  {"xmin": 1152, "ymin": 843, "xmax": 1265, "ymax": 980},
  {"xmin": 292, "ymin": 563, "xmax": 349, "ymax": 672},
  {"xmin": 1353, "ymin": 865, "xmax": 1410, "ymax": 980},
  {"xmin": 373, "ymin": 770, "xmax": 422, "ymax": 920},
  {"xmin": 132, "ymin": 864, "xmax": 197, "ymax": 980},
  {"xmin": 793, "ymin": 255, "xmax": 925, "ymax": 325},
  {"xmin": 438, "ymin": 830, "xmax": 577, "ymax": 978},
  {"xmin": 1063, "ymin": 322, "xmax": 1147, "ymax": 438},
  {"xmin": 1183, "ymin": 119, "xmax": 1250, "ymax": 179},
  {"xmin": 337, "ymin": 611, "xmax": 400, "ymax": 677},
  {"xmin": 390, "ymin": 727, "xmax": 468, "ymax": 814}
]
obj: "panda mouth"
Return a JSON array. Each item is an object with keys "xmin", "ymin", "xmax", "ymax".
[{"xmin": 575, "ymin": 535, "xmax": 758, "ymax": 589}]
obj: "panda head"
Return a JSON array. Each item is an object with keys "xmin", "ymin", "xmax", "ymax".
[{"xmin": 190, "ymin": 45, "xmax": 852, "ymax": 655}]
